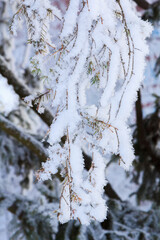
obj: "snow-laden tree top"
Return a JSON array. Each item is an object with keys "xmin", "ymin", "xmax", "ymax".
[{"xmin": 11, "ymin": 0, "xmax": 152, "ymax": 225}]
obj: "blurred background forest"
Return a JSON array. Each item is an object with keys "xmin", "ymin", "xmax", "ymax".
[{"xmin": 0, "ymin": 0, "xmax": 160, "ymax": 239}]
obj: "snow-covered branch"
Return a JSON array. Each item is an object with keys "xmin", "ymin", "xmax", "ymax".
[
  {"xmin": 10, "ymin": 0, "xmax": 152, "ymax": 225},
  {"xmin": 0, "ymin": 190, "xmax": 57, "ymax": 238},
  {"xmin": 0, "ymin": 56, "xmax": 53, "ymax": 126},
  {"xmin": 0, "ymin": 114, "xmax": 48, "ymax": 162}
]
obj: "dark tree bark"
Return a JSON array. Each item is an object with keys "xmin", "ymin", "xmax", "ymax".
[
  {"xmin": 133, "ymin": 0, "xmax": 150, "ymax": 9},
  {"xmin": 135, "ymin": 91, "xmax": 160, "ymax": 169}
]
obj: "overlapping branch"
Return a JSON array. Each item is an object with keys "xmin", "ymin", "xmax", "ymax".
[
  {"xmin": 0, "ymin": 114, "xmax": 121, "ymax": 202},
  {"xmin": 0, "ymin": 56, "xmax": 53, "ymax": 126}
]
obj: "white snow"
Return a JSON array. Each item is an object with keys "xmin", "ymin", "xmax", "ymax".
[{"xmin": 0, "ymin": 77, "xmax": 19, "ymax": 115}]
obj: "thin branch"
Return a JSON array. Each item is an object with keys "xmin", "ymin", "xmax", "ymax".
[
  {"xmin": 104, "ymin": 183, "xmax": 122, "ymax": 201},
  {"xmin": 0, "ymin": 56, "xmax": 53, "ymax": 126},
  {"xmin": 0, "ymin": 114, "xmax": 48, "ymax": 162}
]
